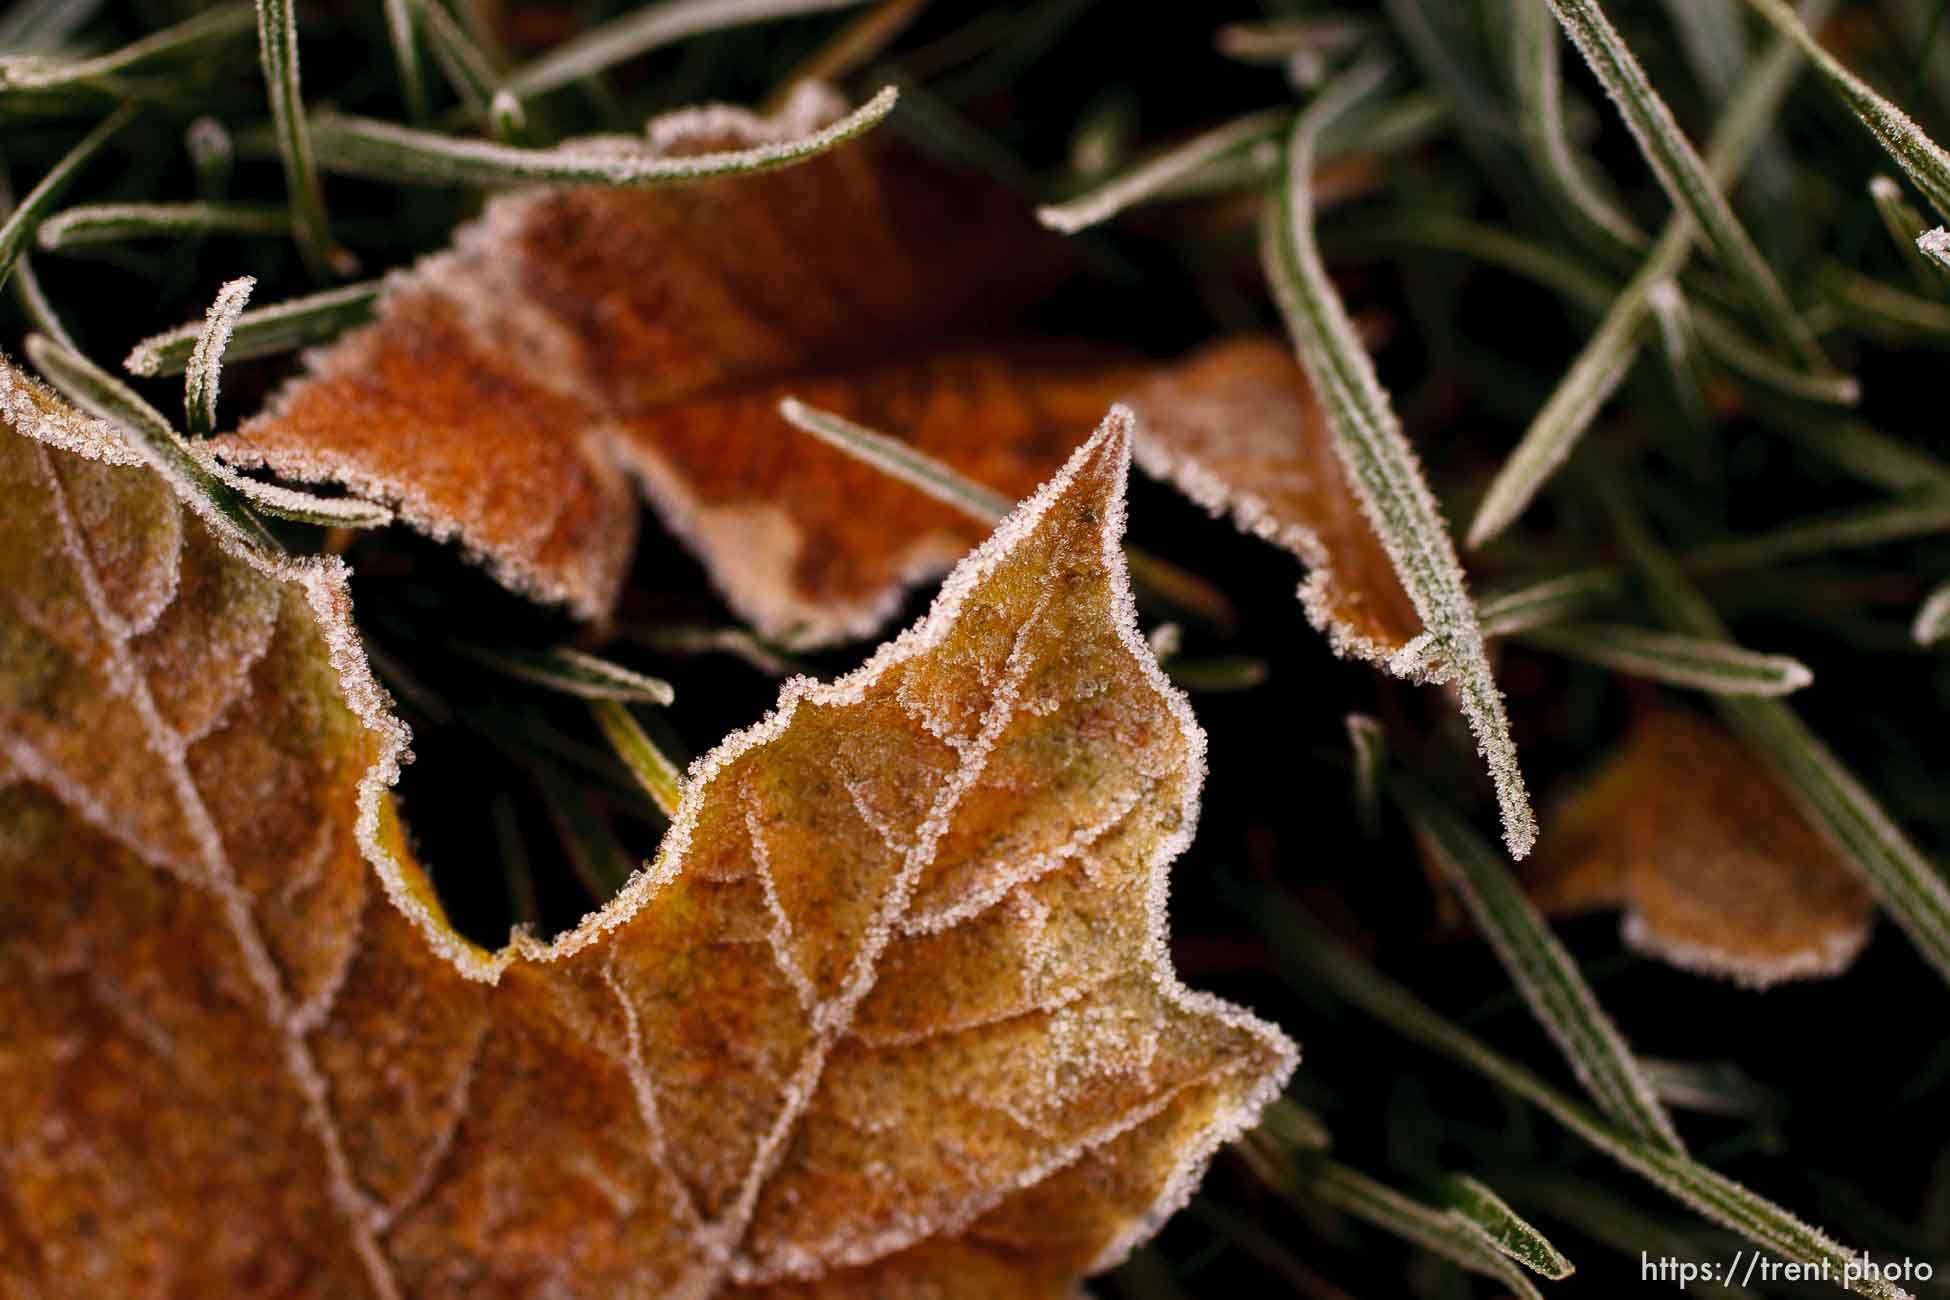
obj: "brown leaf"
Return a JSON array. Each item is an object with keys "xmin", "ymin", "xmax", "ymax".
[
  {"xmin": 214, "ymin": 90, "xmax": 1090, "ymax": 645},
  {"xmin": 1125, "ymin": 337, "xmax": 1423, "ymax": 668},
  {"xmin": 1531, "ymin": 710, "xmax": 1873, "ymax": 988},
  {"xmin": 214, "ymin": 94, "xmax": 1416, "ymax": 669},
  {"xmin": 2, "ymin": 368, "xmax": 1295, "ymax": 1297}
]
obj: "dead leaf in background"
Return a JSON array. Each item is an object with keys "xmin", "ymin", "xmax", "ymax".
[
  {"xmin": 214, "ymin": 87, "xmax": 1089, "ymax": 645},
  {"xmin": 2, "ymin": 370, "xmax": 1295, "ymax": 1296},
  {"xmin": 1530, "ymin": 710, "xmax": 1873, "ymax": 988},
  {"xmin": 1126, "ymin": 337, "xmax": 1422, "ymax": 668}
]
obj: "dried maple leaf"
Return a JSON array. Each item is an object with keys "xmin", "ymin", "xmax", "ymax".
[
  {"xmin": 1, "ymin": 367, "xmax": 1295, "ymax": 1297},
  {"xmin": 212, "ymin": 87, "xmax": 1094, "ymax": 645},
  {"xmin": 1530, "ymin": 710, "xmax": 1873, "ymax": 988},
  {"xmin": 1125, "ymin": 337, "xmax": 1422, "ymax": 669}
]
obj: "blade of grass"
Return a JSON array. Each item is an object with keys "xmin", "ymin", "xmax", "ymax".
[
  {"xmin": 1819, "ymin": 263, "xmax": 1950, "ymax": 342},
  {"xmin": 502, "ymin": 0, "xmax": 868, "ymax": 102},
  {"xmin": 779, "ymin": 394, "xmax": 1236, "ymax": 629},
  {"xmin": 184, "ymin": 276, "xmax": 254, "ymax": 439},
  {"xmin": 125, "ymin": 279, "xmax": 380, "ymax": 376},
  {"xmin": 1036, "ymin": 108, "xmax": 1291, "ymax": 235},
  {"xmin": 0, "ymin": 0, "xmax": 105, "ymax": 53},
  {"xmin": 1610, "ymin": 493, "xmax": 1950, "ymax": 989},
  {"xmin": 1162, "ymin": 655, "xmax": 1267, "ymax": 693},
  {"xmin": 1476, "ymin": 569, "xmax": 1625, "ymax": 637},
  {"xmin": 1512, "ymin": 0, "xmax": 1645, "ymax": 256},
  {"xmin": 1443, "ymin": 1174, "xmax": 1575, "ymax": 1279},
  {"xmin": 0, "ymin": 100, "xmax": 133, "ymax": 296},
  {"xmin": 1264, "ymin": 57, "xmax": 1536, "ymax": 857},
  {"xmin": 1517, "ymin": 621, "xmax": 1813, "ymax": 695},
  {"xmin": 1640, "ymin": 1058, "xmax": 1783, "ymax": 1122},
  {"xmin": 0, "ymin": 160, "xmax": 77, "ymax": 351},
  {"xmin": 1646, "ymin": 279, "xmax": 1712, "ymax": 427},
  {"xmin": 778, "ymin": 394, "xmax": 1012, "ymax": 520},
  {"xmin": 383, "ymin": 0, "xmax": 430, "ymax": 121},
  {"xmin": 36, "ymin": 200, "xmax": 291, "ymax": 248},
  {"xmin": 0, "ymin": 4, "xmax": 253, "ymax": 91},
  {"xmin": 1346, "ymin": 713, "xmax": 1387, "ymax": 837},
  {"xmin": 255, "ymin": 0, "xmax": 340, "ymax": 278},
  {"xmin": 1544, "ymin": 0, "xmax": 1826, "ymax": 366},
  {"xmin": 1686, "ymin": 493, "xmax": 1950, "ymax": 574},
  {"xmin": 1869, "ymin": 175, "xmax": 1949, "ymax": 290},
  {"xmin": 1241, "ymin": 1136, "xmax": 1546, "ymax": 1300},
  {"xmin": 1751, "ymin": 399, "xmax": 1950, "ymax": 494},
  {"xmin": 1249, "ymin": 893, "xmax": 1914, "ymax": 1300},
  {"xmin": 1913, "ymin": 579, "xmax": 1950, "ymax": 644},
  {"xmin": 1405, "ymin": 792, "xmax": 1683, "ymax": 1152},
  {"xmin": 418, "ymin": 0, "xmax": 500, "ymax": 113},
  {"xmin": 301, "ymin": 85, "xmax": 896, "ymax": 187},
  {"xmin": 1744, "ymin": 0, "xmax": 1950, "ymax": 219},
  {"xmin": 589, "ymin": 699, "xmax": 683, "ymax": 819},
  {"xmin": 465, "ymin": 646, "xmax": 675, "ymax": 705},
  {"xmin": 1468, "ymin": 0, "xmax": 1840, "ymax": 548}
]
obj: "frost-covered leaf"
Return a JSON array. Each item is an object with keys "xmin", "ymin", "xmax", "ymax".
[
  {"xmin": 1, "ymin": 376, "xmax": 1294, "ymax": 1296},
  {"xmin": 1125, "ymin": 337, "xmax": 1421, "ymax": 670},
  {"xmin": 1532, "ymin": 710, "xmax": 1873, "ymax": 987},
  {"xmin": 212, "ymin": 87, "xmax": 1095, "ymax": 645}
]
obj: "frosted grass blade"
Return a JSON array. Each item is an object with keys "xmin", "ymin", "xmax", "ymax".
[
  {"xmin": 126, "ymin": 280, "xmax": 380, "ymax": 376},
  {"xmin": 254, "ymin": 0, "xmax": 340, "ymax": 278},
  {"xmin": 1346, "ymin": 713, "xmax": 1386, "ymax": 836},
  {"xmin": 778, "ymin": 396, "xmax": 1234, "ymax": 630},
  {"xmin": 1264, "ymin": 57, "xmax": 1535, "ymax": 857},
  {"xmin": 1518, "ymin": 621, "xmax": 1814, "ymax": 695},
  {"xmin": 36, "ymin": 200, "xmax": 291, "ymax": 248},
  {"xmin": 1869, "ymin": 175, "xmax": 1948, "ymax": 290},
  {"xmin": 590, "ymin": 699, "xmax": 684, "ymax": 818},
  {"xmin": 0, "ymin": 4, "xmax": 253, "ymax": 91},
  {"xmin": 383, "ymin": 0, "xmax": 430, "ymax": 121},
  {"xmin": 1444, "ymin": 1174, "xmax": 1575, "ymax": 1278},
  {"xmin": 184, "ymin": 277, "xmax": 254, "ymax": 438},
  {"xmin": 1743, "ymin": 0, "xmax": 1950, "ymax": 219},
  {"xmin": 1544, "ymin": 0, "xmax": 1825, "ymax": 366},
  {"xmin": 1242, "ymin": 1136, "xmax": 1545, "ymax": 1300},
  {"xmin": 1407, "ymin": 794, "xmax": 1683, "ymax": 1152},
  {"xmin": 1687, "ymin": 494, "xmax": 1950, "ymax": 574},
  {"xmin": 1037, "ymin": 108, "xmax": 1290, "ymax": 235},
  {"xmin": 303, "ymin": 85, "xmax": 896, "ymax": 187},
  {"xmin": 503, "ymin": 0, "xmax": 867, "ymax": 101},
  {"xmin": 778, "ymin": 395, "xmax": 1012, "ymax": 522},
  {"xmin": 1476, "ymin": 569, "xmax": 1624, "ymax": 636},
  {"xmin": 1512, "ymin": 0, "xmax": 1645, "ymax": 255},
  {"xmin": 467, "ymin": 646, "xmax": 675, "ymax": 705},
  {"xmin": 1253, "ymin": 895, "xmax": 1914, "ymax": 1300}
]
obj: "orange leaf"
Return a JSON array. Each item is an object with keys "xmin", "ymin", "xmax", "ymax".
[
  {"xmin": 2, "ymin": 368, "xmax": 1294, "ymax": 1297},
  {"xmin": 1531, "ymin": 710, "xmax": 1873, "ymax": 988},
  {"xmin": 214, "ymin": 91, "xmax": 1087, "ymax": 645},
  {"xmin": 1127, "ymin": 337, "xmax": 1423, "ymax": 667}
]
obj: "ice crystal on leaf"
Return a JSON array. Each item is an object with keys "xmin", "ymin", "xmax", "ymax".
[{"xmin": 1, "ymin": 370, "xmax": 1294, "ymax": 1297}]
